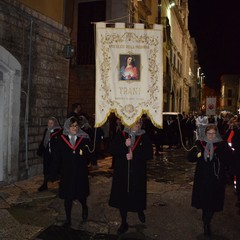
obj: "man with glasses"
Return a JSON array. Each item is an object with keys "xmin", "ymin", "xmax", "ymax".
[{"xmin": 51, "ymin": 117, "xmax": 93, "ymax": 227}]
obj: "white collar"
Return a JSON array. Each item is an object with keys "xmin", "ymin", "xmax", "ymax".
[{"xmin": 68, "ymin": 135, "xmax": 77, "ymax": 140}]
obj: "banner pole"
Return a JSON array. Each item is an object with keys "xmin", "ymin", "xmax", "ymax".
[{"xmin": 128, "ymin": 0, "xmax": 134, "ymax": 25}]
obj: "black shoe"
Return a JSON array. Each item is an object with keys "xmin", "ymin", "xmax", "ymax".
[
  {"xmin": 117, "ymin": 223, "xmax": 128, "ymax": 235},
  {"xmin": 138, "ymin": 211, "xmax": 146, "ymax": 223},
  {"xmin": 82, "ymin": 206, "xmax": 88, "ymax": 221},
  {"xmin": 62, "ymin": 220, "xmax": 71, "ymax": 228},
  {"xmin": 204, "ymin": 224, "xmax": 211, "ymax": 236},
  {"xmin": 38, "ymin": 184, "xmax": 48, "ymax": 192}
]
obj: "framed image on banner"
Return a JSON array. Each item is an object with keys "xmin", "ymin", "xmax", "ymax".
[{"xmin": 95, "ymin": 22, "xmax": 163, "ymax": 128}]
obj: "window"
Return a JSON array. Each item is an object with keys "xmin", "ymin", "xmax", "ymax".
[
  {"xmin": 227, "ymin": 89, "xmax": 232, "ymax": 98},
  {"xmin": 227, "ymin": 99, "xmax": 232, "ymax": 106},
  {"xmin": 77, "ymin": 1, "xmax": 106, "ymax": 65},
  {"xmin": 178, "ymin": 59, "xmax": 181, "ymax": 74},
  {"xmin": 189, "ymin": 87, "xmax": 192, "ymax": 98}
]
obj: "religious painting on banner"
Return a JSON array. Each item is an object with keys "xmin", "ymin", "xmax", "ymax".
[
  {"xmin": 120, "ymin": 54, "xmax": 140, "ymax": 80},
  {"xmin": 206, "ymin": 97, "xmax": 216, "ymax": 116},
  {"xmin": 95, "ymin": 22, "xmax": 163, "ymax": 128}
]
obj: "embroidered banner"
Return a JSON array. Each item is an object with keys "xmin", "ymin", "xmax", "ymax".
[
  {"xmin": 95, "ymin": 22, "xmax": 163, "ymax": 128},
  {"xmin": 206, "ymin": 97, "xmax": 216, "ymax": 116}
]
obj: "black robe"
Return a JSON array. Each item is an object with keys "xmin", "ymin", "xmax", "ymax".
[
  {"xmin": 52, "ymin": 134, "xmax": 91, "ymax": 200},
  {"xmin": 109, "ymin": 131, "xmax": 153, "ymax": 212},
  {"xmin": 189, "ymin": 140, "xmax": 231, "ymax": 212},
  {"xmin": 226, "ymin": 128, "xmax": 240, "ymax": 175},
  {"xmin": 37, "ymin": 127, "xmax": 62, "ymax": 176}
]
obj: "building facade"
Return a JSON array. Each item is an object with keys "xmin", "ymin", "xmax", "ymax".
[
  {"xmin": 68, "ymin": 0, "xmax": 198, "ymax": 114},
  {"xmin": 0, "ymin": 0, "xmax": 70, "ymax": 183},
  {"xmin": 0, "ymin": 0, "xmax": 199, "ymax": 183},
  {"xmin": 189, "ymin": 38, "xmax": 201, "ymax": 113},
  {"xmin": 220, "ymin": 74, "xmax": 240, "ymax": 113},
  {"xmin": 155, "ymin": 0, "xmax": 197, "ymax": 113}
]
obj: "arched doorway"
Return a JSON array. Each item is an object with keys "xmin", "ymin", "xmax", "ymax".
[{"xmin": 0, "ymin": 46, "xmax": 21, "ymax": 183}]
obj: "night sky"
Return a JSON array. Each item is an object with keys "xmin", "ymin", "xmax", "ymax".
[{"xmin": 188, "ymin": 0, "xmax": 240, "ymax": 90}]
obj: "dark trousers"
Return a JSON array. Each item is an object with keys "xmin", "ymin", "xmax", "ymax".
[
  {"xmin": 119, "ymin": 208, "xmax": 128, "ymax": 224},
  {"xmin": 64, "ymin": 197, "xmax": 87, "ymax": 222},
  {"xmin": 202, "ymin": 209, "xmax": 214, "ymax": 225}
]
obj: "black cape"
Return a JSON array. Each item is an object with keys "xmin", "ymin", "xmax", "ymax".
[
  {"xmin": 109, "ymin": 131, "xmax": 153, "ymax": 212},
  {"xmin": 52, "ymin": 134, "xmax": 91, "ymax": 200},
  {"xmin": 189, "ymin": 140, "xmax": 231, "ymax": 212}
]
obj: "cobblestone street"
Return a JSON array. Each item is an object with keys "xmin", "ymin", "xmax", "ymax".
[{"xmin": 0, "ymin": 147, "xmax": 239, "ymax": 240}]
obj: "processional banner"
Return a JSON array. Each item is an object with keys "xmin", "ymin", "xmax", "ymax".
[
  {"xmin": 206, "ymin": 97, "xmax": 216, "ymax": 116},
  {"xmin": 95, "ymin": 22, "xmax": 163, "ymax": 128}
]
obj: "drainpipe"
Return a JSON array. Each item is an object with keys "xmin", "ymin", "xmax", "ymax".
[
  {"xmin": 158, "ymin": 0, "xmax": 161, "ymax": 23},
  {"xmin": 24, "ymin": 18, "xmax": 33, "ymax": 176}
]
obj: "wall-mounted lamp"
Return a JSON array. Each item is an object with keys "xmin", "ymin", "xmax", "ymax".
[
  {"xmin": 63, "ymin": 44, "xmax": 74, "ymax": 59},
  {"xmin": 169, "ymin": 0, "xmax": 176, "ymax": 8}
]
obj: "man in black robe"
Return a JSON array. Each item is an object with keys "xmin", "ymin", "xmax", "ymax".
[{"xmin": 109, "ymin": 120, "xmax": 153, "ymax": 235}]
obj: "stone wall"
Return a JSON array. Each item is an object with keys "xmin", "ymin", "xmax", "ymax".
[{"xmin": 0, "ymin": 0, "xmax": 70, "ymax": 180}]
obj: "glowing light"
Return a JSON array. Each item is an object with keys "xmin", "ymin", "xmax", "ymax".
[
  {"xmin": 169, "ymin": 0, "xmax": 176, "ymax": 8},
  {"xmin": 234, "ymin": 176, "xmax": 237, "ymax": 189}
]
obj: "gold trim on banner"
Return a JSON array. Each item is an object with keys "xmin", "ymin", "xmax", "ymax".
[
  {"xmin": 96, "ymin": 25, "xmax": 163, "ymax": 129},
  {"xmin": 95, "ymin": 108, "xmax": 163, "ymax": 129}
]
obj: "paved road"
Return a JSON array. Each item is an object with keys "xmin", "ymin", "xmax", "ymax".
[{"xmin": 0, "ymin": 147, "xmax": 239, "ymax": 240}]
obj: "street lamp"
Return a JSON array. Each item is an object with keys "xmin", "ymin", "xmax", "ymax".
[
  {"xmin": 200, "ymin": 73, "xmax": 205, "ymax": 87},
  {"xmin": 169, "ymin": 0, "xmax": 176, "ymax": 8},
  {"xmin": 63, "ymin": 44, "xmax": 74, "ymax": 59}
]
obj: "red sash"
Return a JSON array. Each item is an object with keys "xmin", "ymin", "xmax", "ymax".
[
  {"xmin": 200, "ymin": 141, "xmax": 217, "ymax": 158},
  {"xmin": 61, "ymin": 135, "xmax": 84, "ymax": 154},
  {"xmin": 50, "ymin": 128, "xmax": 62, "ymax": 139},
  {"xmin": 227, "ymin": 130, "xmax": 234, "ymax": 143},
  {"xmin": 122, "ymin": 131, "xmax": 142, "ymax": 152}
]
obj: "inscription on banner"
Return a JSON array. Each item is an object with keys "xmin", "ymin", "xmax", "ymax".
[
  {"xmin": 109, "ymin": 45, "xmax": 149, "ymax": 49},
  {"xmin": 119, "ymin": 87, "xmax": 141, "ymax": 95}
]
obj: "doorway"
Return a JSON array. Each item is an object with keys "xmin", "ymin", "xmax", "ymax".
[{"xmin": 0, "ymin": 46, "xmax": 21, "ymax": 183}]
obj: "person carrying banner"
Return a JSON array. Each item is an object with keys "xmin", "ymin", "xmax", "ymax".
[{"xmin": 108, "ymin": 119, "xmax": 153, "ymax": 235}]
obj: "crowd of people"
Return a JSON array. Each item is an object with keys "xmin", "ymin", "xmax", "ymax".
[{"xmin": 36, "ymin": 105, "xmax": 240, "ymax": 236}]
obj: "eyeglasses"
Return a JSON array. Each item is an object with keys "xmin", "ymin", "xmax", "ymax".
[
  {"xmin": 70, "ymin": 124, "xmax": 79, "ymax": 128},
  {"xmin": 207, "ymin": 132, "xmax": 216, "ymax": 135}
]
